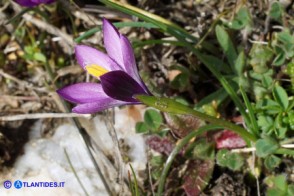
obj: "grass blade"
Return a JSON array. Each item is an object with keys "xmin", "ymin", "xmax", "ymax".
[
  {"xmin": 240, "ymin": 86, "xmax": 259, "ymax": 136},
  {"xmin": 75, "ymin": 21, "xmax": 158, "ymax": 43},
  {"xmin": 98, "ymin": 0, "xmax": 197, "ymax": 42}
]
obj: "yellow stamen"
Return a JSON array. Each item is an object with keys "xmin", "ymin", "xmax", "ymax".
[{"xmin": 85, "ymin": 64, "xmax": 109, "ymax": 77}]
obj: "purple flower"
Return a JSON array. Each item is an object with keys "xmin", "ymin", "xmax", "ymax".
[
  {"xmin": 57, "ymin": 19, "xmax": 151, "ymax": 114},
  {"xmin": 15, "ymin": 0, "xmax": 55, "ymax": 7}
]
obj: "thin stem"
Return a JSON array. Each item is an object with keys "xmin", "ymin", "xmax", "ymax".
[
  {"xmin": 129, "ymin": 164, "xmax": 139, "ymax": 196},
  {"xmin": 0, "ymin": 113, "xmax": 91, "ymax": 121},
  {"xmin": 104, "ymin": 111, "xmax": 124, "ymax": 191},
  {"xmin": 157, "ymin": 125, "xmax": 222, "ymax": 196},
  {"xmin": 64, "ymin": 148, "xmax": 89, "ymax": 196}
]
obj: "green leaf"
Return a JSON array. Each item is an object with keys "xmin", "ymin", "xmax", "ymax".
[
  {"xmin": 240, "ymin": 86, "xmax": 259, "ymax": 135},
  {"xmin": 273, "ymin": 84, "xmax": 289, "ymax": 110},
  {"xmin": 257, "ymin": 115, "xmax": 274, "ymax": 134},
  {"xmin": 265, "ymin": 175, "xmax": 289, "ymax": 195},
  {"xmin": 276, "ymin": 30, "xmax": 294, "ymax": 58},
  {"xmin": 255, "ymin": 99, "xmax": 281, "ymax": 114},
  {"xmin": 196, "ymin": 54, "xmax": 250, "ymax": 125},
  {"xmin": 150, "ymin": 155, "xmax": 164, "ymax": 167},
  {"xmin": 33, "ymin": 52, "xmax": 46, "ymax": 63},
  {"xmin": 216, "ymin": 149, "xmax": 244, "ymax": 171},
  {"xmin": 264, "ymin": 155, "xmax": 281, "ymax": 170},
  {"xmin": 269, "ymin": 2, "xmax": 283, "ymax": 21},
  {"xmin": 216, "ymin": 149, "xmax": 228, "ymax": 166},
  {"xmin": 129, "ymin": 164, "xmax": 139, "ymax": 196},
  {"xmin": 215, "ymin": 25, "xmax": 237, "ymax": 67},
  {"xmin": 99, "ymin": 0, "xmax": 197, "ymax": 42},
  {"xmin": 255, "ymin": 138, "xmax": 279, "ymax": 157},
  {"xmin": 261, "ymin": 75, "xmax": 273, "ymax": 89},
  {"xmin": 273, "ymin": 49, "xmax": 286, "ymax": 66},
  {"xmin": 234, "ymin": 51, "xmax": 246, "ymax": 76},
  {"xmin": 192, "ymin": 139, "xmax": 215, "ymax": 160},
  {"xmin": 144, "ymin": 109, "xmax": 163, "ymax": 130},
  {"xmin": 209, "ymin": 55, "xmax": 233, "ymax": 73},
  {"xmin": 195, "ymin": 88, "xmax": 228, "ymax": 108},
  {"xmin": 267, "ymin": 188, "xmax": 286, "ymax": 196},
  {"xmin": 201, "ymin": 104, "xmax": 219, "ymax": 117},
  {"xmin": 273, "ymin": 175, "xmax": 288, "ymax": 191},
  {"xmin": 288, "ymin": 185, "xmax": 294, "ymax": 196},
  {"xmin": 135, "ymin": 122, "xmax": 149, "ymax": 133},
  {"xmin": 136, "ymin": 95, "xmax": 257, "ymax": 142},
  {"xmin": 229, "ymin": 7, "xmax": 251, "ymax": 30},
  {"xmin": 286, "ymin": 61, "xmax": 294, "ymax": 77},
  {"xmin": 75, "ymin": 21, "xmax": 158, "ymax": 43},
  {"xmin": 249, "ymin": 44, "xmax": 273, "ymax": 74},
  {"xmin": 170, "ymin": 73, "xmax": 189, "ymax": 90}
]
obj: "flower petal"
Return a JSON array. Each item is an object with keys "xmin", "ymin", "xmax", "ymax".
[
  {"xmin": 102, "ymin": 19, "xmax": 124, "ymax": 67},
  {"xmin": 75, "ymin": 45, "xmax": 122, "ymax": 72},
  {"xmin": 32, "ymin": 0, "xmax": 55, "ymax": 3},
  {"xmin": 16, "ymin": 0, "xmax": 55, "ymax": 7},
  {"xmin": 72, "ymin": 99, "xmax": 126, "ymax": 114},
  {"xmin": 57, "ymin": 83, "xmax": 108, "ymax": 104},
  {"xmin": 15, "ymin": 0, "xmax": 39, "ymax": 6},
  {"xmin": 120, "ymin": 35, "xmax": 140, "ymax": 81},
  {"xmin": 120, "ymin": 35, "xmax": 151, "ymax": 94},
  {"xmin": 100, "ymin": 70, "xmax": 147, "ymax": 102}
]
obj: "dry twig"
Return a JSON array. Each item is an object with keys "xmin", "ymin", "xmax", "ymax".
[{"xmin": 0, "ymin": 113, "xmax": 91, "ymax": 121}]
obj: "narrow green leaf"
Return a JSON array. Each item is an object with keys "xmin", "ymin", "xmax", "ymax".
[
  {"xmin": 195, "ymin": 88, "xmax": 228, "ymax": 108},
  {"xmin": 129, "ymin": 164, "xmax": 139, "ymax": 196},
  {"xmin": 235, "ymin": 51, "xmax": 246, "ymax": 76},
  {"xmin": 136, "ymin": 95, "xmax": 257, "ymax": 142},
  {"xmin": 75, "ymin": 22, "xmax": 158, "ymax": 43},
  {"xmin": 157, "ymin": 125, "xmax": 223, "ymax": 195},
  {"xmin": 215, "ymin": 25, "xmax": 237, "ymax": 67},
  {"xmin": 199, "ymin": 54, "xmax": 231, "ymax": 73},
  {"xmin": 240, "ymin": 86, "xmax": 259, "ymax": 136},
  {"xmin": 99, "ymin": 0, "xmax": 197, "ymax": 42},
  {"xmin": 196, "ymin": 54, "xmax": 251, "ymax": 125},
  {"xmin": 6, "ymin": 8, "xmax": 33, "ymax": 24},
  {"xmin": 133, "ymin": 39, "xmax": 185, "ymax": 48}
]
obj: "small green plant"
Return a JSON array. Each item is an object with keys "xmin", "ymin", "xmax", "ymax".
[
  {"xmin": 136, "ymin": 109, "xmax": 166, "ymax": 135},
  {"xmin": 216, "ymin": 149, "xmax": 244, "ymax": 171},
  {"xmin": 265, "ymin": 175, "xmax": 294, "ymax": 196}
]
